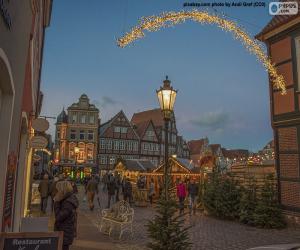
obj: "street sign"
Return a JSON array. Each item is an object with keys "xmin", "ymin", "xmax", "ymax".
[
  {"xmin": 29, "ymin": 136, "xmax": 48, "ymax": 149},
  {"xmin": 0, "ymin": 232, "xmax": 63, "ymax": 250},
  {"xmin": 32, "ymin": 118, "xmax": 49, "ymax": 132}
]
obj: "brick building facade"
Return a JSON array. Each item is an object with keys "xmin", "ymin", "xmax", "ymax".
[{"xmin": 256, "ymin": 6, "xmax": 300, "ymax": 217}]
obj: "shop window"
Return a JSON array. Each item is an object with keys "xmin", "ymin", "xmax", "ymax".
[{"xmin": 87, "ymin": 145, "xmax": 94, "ymax": 160}]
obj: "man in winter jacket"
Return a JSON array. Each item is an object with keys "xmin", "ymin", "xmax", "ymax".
[{"xmin": 188, "ymin": 178, "xmax": 199, "ymax": 215}]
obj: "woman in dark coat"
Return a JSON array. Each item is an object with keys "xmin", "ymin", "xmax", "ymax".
[{"xmin": 54, "ymin": 181, "xmax": 79, "ymax": 250}]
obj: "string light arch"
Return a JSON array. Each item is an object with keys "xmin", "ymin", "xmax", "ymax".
[{"xmin": 117, "ymin": 10, "xmax": 286, "ymax": 94}]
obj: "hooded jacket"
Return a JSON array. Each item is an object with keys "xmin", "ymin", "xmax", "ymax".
[{"xmin": 54, "ymin": 192, "xmax": 79, "ymax": 246}]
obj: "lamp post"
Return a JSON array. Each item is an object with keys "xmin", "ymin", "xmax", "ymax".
[
  {"xmin": 74, "ymin": 146, "xmax": 79, "ymax": 178},
  {"xmin": 156, "ymin": 76, "xmax": 177, "ymax": 200}
]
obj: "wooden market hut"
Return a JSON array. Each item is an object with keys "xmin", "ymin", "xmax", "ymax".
[{"xmin": 114, "ymin": 158, "xmax": 156, "ymax": 184}]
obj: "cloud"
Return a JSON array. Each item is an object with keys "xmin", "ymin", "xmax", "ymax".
[
  {"xmin": 92, "ymin": 96, "xmax": 118, "ymax": 108},
  {"xmin": 190, "ymin": 110, "xmax": 229, "ymax": 132}
]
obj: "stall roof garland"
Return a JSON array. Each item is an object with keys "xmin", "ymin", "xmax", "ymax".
[{"xmin": 117, "ymin": 10, "xmax": 286, "ymax": 94}]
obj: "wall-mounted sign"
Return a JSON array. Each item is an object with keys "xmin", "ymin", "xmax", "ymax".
[
  {"xmin": 2, "ymin": 152, "xmax": 17, "ymax": 232},
  {"xmin": 32, "ymin": 118, "xmax": 49, "ymax": 132},
  {"xmin": 0, "ymin": 0, "xmax": 12, "ymax": 30},
  {"xmin": 29, "ymin": 136, "xmax": 48, "ymax": 149},
  {"xmin": 0, "ymin": 232, "xmax": 63, "ymax": 250}
]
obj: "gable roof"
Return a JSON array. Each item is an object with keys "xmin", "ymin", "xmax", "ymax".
[
  {"xmin": 99, "ymin": 110, "xmax": 140, "ymax": 139},
  {"xmin": 256, "ymin": 0, "xmax": 300, "ymax": 41},
  {"xmin": 221, "ymin": 148, "xmax": 249, "ymax": 159},
  {"xmin": 209, "ymin": 144, "xmax": 221, "ymax": 155},
  {"xmin": 188, "ymin": 138, "xmax": 208, "ymax": 155},
  {"xmin": 131, "ymin": 108, "xmax": 164, "ymax": 127},
  {"xmin": 116, "ymin": 158, "xmax": 155, "ymax": 172},
  {"xmin": 134, "ymin": 120, "xmax": 159, "ymax": 141},
  {"xmin": 153, "ymin": 157, "xmax": 197, "ymax": 173}
]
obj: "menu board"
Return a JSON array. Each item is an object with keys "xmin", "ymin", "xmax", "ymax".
[{"xmin": 0, "ymin": 232, "xmax": 63, "ymax": 250}]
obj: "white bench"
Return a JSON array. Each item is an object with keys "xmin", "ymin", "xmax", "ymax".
[{"xmin": 99, "ymin": 200, "xmax": 134, "ymax": 239}]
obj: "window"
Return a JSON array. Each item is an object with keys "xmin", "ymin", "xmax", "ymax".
[
  {"xmin": 114, "ymin": 126, "xmax": 120, "ymax": 133},
  {"xmin": 127, "ymin": 141, "xmax": 132, "ymax": 151},
  {"xmin": 88, "ymin": 130, "xmax": 94, "ymax": 140},
  {"xmin": 110, "ymin": 156, "xmax": 115, "ymax": 164},
  {"xmin": 133, "ymin": 141, "xmax": 138, "ymax": 151},
  {"xmin": 79, "ymin": 130, "xmax": 85, "ymax": 140},
  {"xmin": 172, "ymin": 134, "xmax": 177, "ymax": 144},
  {"xmin": 69, "ymin": 143, "xmax": 75, "ymax": 159},
  {"xmin": 100, "ymin": 139, "xmax": 106, "ymax": 149},
  {"xmin": 72, "ymin": 114, "xmax": 77, "ymax": 123},
  {"xmin": 89, "ymin": 115, "xmax": 95, "ymax": 124},
  {"xmin": 143, "ymin": 143, "xmax": 148, "ymax": 150},
  {"xmin": 70, "ymin": 130, "xmax": 76, "ymax": 140},
  {"xmin": 57, "ymin": 129, "xmax": 60, "ymax": 139},
  {"xmin": 100, "ymin": 155, "xmax": 107, "ymax": 164},
  {"xmin": 120, "ymin": 140, "xmax": 125, "ymax": 150},
  {"xmin": 87, "ymin": 145, "xmax": 94, "ymax": 160},
  {"xmin": 147, "ymin": 130, "xmax": 155, "ymax": 137},
  {"xmin": 121, "ymin": 127, "xmax": 127, "ymax": 133},
  {"xmin": 114, "ymin": 140, "xmax": 119, "ymax": 150},
  {"xmin": 296, "ymin": 36, "xmax": 300, "ymax": 90},
  {"xmin": 81, "ymin": 115, "xmax": 86, "ymax": 124},
  {"xmin": 107, "ymin": 140, "xmax": 112, "ymax": 149}
]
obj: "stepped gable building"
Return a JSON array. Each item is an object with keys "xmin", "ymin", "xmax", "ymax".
[
  {"xmin": 98, "ymin": 110, "xmax": 140, "ymax": 170},
  {"xmin": 256, "ymin": 4, "xmax": 300, "ymax": 219},
  {"xmin": 131, "ymin": 108, "xmax": 190, "ymax": 162},
  {"xmin": 54, "ymin": 94, "xmax": 99, "ymax": 177}
]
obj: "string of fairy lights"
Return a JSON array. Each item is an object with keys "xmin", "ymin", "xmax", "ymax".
[{"xmin": 117, "ymin": 10, "xmax": 286, "ymax": 95}]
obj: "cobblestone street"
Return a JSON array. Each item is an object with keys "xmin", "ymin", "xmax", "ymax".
[{"xmin": 70, "ymin": 186, "xmax": 300, "ymax": 250}]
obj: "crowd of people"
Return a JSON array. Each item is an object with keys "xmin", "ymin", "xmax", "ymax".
[{"xmin": 37, "ymin": 171, "xmax": 199, "ymax": 250}]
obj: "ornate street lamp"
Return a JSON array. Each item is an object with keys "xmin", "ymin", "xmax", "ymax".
[
  {"xmin": 156, "ymin": 76, "xmax": 177, "ymax": 199},
  {"xmin": 74, "ymin": 146, "xmax": 79, "ymax": 178}
]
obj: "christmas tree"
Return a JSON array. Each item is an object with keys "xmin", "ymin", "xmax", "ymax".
[
  {"xmin": 253, "ymin": 174, "xmax": 286, "ymax": 228},
  {"xmin": 147, "ymin": 181, "xmax": 192, "ymax": 250}
]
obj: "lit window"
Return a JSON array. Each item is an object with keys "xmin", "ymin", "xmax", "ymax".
[
  {"xmin": 79, "ymin": 130, "xmax": 85, "ymax": 140},
  {"xmin": 88, "ymin": 130, "xmax": 94, "ymax": 140},
  {"xmin": 87, "ymin": 145, "xmax": 94, "ymax": 160},
  {"xmin": 110, "ymin": 156, "xmax": 115, "ymax": 164},
  {"xmin": 70, "ymin": 130, "xmax": 76, "ymax": 140}
]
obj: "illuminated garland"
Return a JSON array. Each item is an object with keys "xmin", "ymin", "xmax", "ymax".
[{"xmin": 117, "ymin": 10, "xmax": 286, "ymax": 94}]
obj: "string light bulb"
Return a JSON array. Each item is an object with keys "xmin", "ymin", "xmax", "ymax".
[{"xmin": 117, "ymin": 10, "xmax": 286, "ymax": 94}]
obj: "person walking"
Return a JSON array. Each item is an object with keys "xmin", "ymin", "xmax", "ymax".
[
  {"xmin": 115, "ymin": 173, "xmax": 121, "ymax": 202},
  {"xmin": 50, "ymin": 176, "xmax": 60, "ymax": 211},
  {"xmin": 123, "ymin": 178, "xmax": 133, "ymax": 206},
  {"xmin": 176, "ymin": 179, "xmax": 187, "ymax": 215},
  {"xmin": 86, "ymin": 175, "xmax": 99, "ymax": 211},
  {"xmin": 38, "ymin": 174, "xmax": 50, "ymax": 214},
  {"xmin": 187, "ymin": 178, "xmax": 199, "ymax": 215},
  {"xmin": 148, "ymin": 178, "xmax": 155, "ymax": 206},
  {"xmin": 102, "ymin": 172, "xmax": 109, "ymax": 192},
  {"xmin": 54, "ymin": 181, "xmax": 79, "ymax": 250},
  {"xmin": 106, "ymin": 174, "xmax": 116, "ymax": 208}
]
